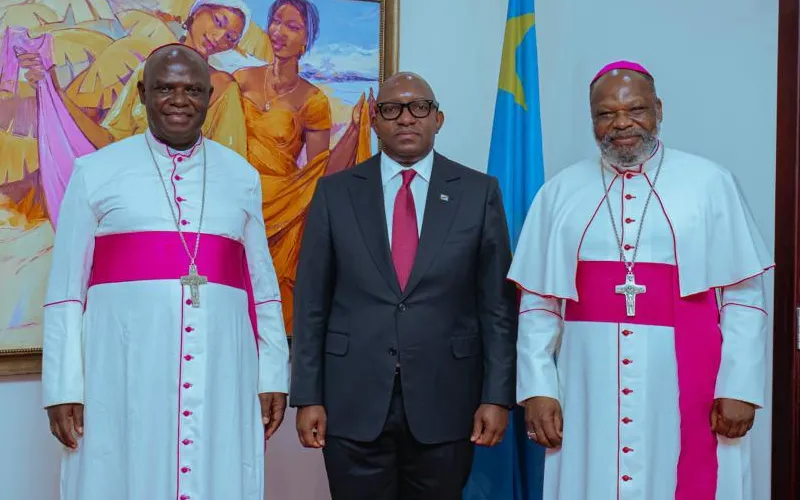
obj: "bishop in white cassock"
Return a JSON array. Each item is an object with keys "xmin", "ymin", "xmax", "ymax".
[
  {"xmin": 41, "ymin": 45, "xmax": 290, "ymax": 500},
  {"xmin": 509, "ymin": 60, "xmax": 774, "ymax": 500}
]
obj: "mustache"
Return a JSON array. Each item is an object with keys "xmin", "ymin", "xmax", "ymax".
[{"xmin": 605, "ymin": 130, "xmax": 645, "ymax": 141}]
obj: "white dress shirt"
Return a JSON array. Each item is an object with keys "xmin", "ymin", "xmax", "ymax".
[{"xmin": 380, "ymin": 149, "xmax": 434, "ymax": 247}]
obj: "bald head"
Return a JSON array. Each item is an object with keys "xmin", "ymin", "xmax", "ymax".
[
  {"xmin": 377, "ymin": 72, "xmax": 436, "ymax": 102},
  {"xmin": 373, "ymin": 71, "xmax": 443, "ymax": 166},
  {"xmin": 138, "ymin": 44, "xmax": 213, "ymax": 150},
  {"xmin": 143, "ymin": 44, "xmax": 210, "ymax": 87},
  {"xmin": 590, "ymin": 69, "xmax": 656, "ymax": 101}
]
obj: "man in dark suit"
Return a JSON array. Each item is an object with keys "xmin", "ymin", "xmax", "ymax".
[{"xmin": 290, "ymin": 72, "xmax": 518, "ymax": 500}]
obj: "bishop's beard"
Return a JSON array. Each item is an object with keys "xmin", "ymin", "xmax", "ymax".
[{"xmin": 597, "ymin": 126, "xmax": 660, "ymax": 168}]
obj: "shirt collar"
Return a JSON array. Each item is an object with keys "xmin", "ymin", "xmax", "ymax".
[
  {"xmin": 145, "ymin": 128, "xmax": 204, "ymax": 161},
  {"xmin": 380, "ymin": 149, "xmax": 435, "ymax": 186}
]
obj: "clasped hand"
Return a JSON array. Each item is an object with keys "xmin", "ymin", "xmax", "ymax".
[{"xmin": 711, "ymin": 398, "xmax": 756, "ymax": 439}]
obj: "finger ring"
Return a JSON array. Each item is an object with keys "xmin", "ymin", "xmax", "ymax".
[{"xmin": 527, "ymin": 430, "xmax": 536, "ymax": 439}]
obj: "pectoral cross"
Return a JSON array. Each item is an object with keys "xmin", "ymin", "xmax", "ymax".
[
  {"xmin": 180, "ymin": 263, "xmax": 207, "ymax": 308},
  {"xmin": 615, "ymin": 272, "xmax": 646, "ymax": 317}
]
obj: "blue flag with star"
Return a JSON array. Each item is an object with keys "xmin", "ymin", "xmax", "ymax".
[{"xmin": 462, "ymin": 0, "xmax": 545, "ymax": 498}]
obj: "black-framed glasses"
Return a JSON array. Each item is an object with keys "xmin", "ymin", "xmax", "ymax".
[{"xmin": 376, "ymin": 99, "xmax": 438, "ymax": 120}]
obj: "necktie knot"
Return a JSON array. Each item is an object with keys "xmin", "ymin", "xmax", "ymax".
[{"xmin": 400, "ymin": 169, "xmax": 417, "ymax": 188}]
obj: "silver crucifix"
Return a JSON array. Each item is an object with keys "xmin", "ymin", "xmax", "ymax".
[
  {"xmin": 180, "ymin": 263, "xmax": 207, "ymax": 308},
  {"xmin": 615, "ymin": 271, "xmax": 646, "ymax": 317}
]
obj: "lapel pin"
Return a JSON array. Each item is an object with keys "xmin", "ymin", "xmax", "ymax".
[{"xmin": 440, "ymin": 194, "xmax": 449, "ymax": 202}]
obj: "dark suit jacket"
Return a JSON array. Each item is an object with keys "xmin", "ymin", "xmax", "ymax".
[{"xmin": 290, "ymin": 151, "xmax": 518, "ymax": 444}]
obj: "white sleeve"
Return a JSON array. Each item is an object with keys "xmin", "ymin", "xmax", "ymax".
[
  {"xmin": 516, "ymin": 290, "xmax": 564, "ymax": 404},
  {"xmin": 243, "ymin": 174, "xmax": 290, "ymax": 394},
  {"xmin": 41, "ymin": 161, "xmax": 97, "ymax": 408},
  {"xmin": 714, "ymin": 274, "xmax": 768, "ymax": 408}
]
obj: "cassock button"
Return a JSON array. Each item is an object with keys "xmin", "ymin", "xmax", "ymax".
[
  {"xmin": 175, "ymin": 175, "xmax": 182, "ymax": 181},
  {"xmin": 622, "ymin": 475, "xmax": 632, "ymax": 482},
  {"xmin": 625, "ymin": 194, "xmax": 635, "ymax": 200},
  {"xmin": 624, "ymin": 244, "xmax": 634, "ymax": 250},
  {"xmin": 622, "ymin": 330, "xmax": 633, "ymax": 336},
  {"xmin": 622, "ymin": 447, "xmax": 634, "ymax": 453},
  {"xmin": 183, "ymin": 382, "xmax": 192, "ymax": 389},
  {"xmin": 182, "ymin": 439, "xmax": 193, "ymax": 445},
  {"xmin": 181, "ymin": 466, "xmax": 191, "ymax": 473},
  {"xmin": 181, "ymin": 219, "xmax": 189, "ymax": 226},
  {"xmin": 177, "ymin": 157, "xmax": 184, "ymax": 163},
  {"xmin": 184, "ymin": 354, "xmax": 193, "ymax": 361},
  {"xmin": 625, "ymin": 217, "xmax": 635, "ymax": 224},
  {"xmin": 180, "ymin": 495, "xmax": 190, "ymax": 500},
  {"xmin": 177, "ymin": 197, "xmax": 184, "ymax": 202},
  {"xmin": 622, "ymin": 388, "xmax": 633, "ymax": 395},
  {"xmin": 185, "ymin": 326, "xmax": 193, "ymax": 332},
  {"xmin": 186, "ymin": 299, "xmax": 192, "ymax": 306},
  {"xmin": 625, "ymin": 173, "xmax": 633, "ymax": 179},
  {"xmin": 622, "ymin": 359, "xmax": 633, "ymax": 365},
  {"xmin": 622, "ymin": 417, "xmax": 633, "ymax": 424},
  {"xmin": 183, "ymin": 410, "xmax": 192, "ymax": 417}
]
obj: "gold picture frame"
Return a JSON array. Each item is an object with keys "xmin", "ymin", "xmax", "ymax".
[{"xmin": 0, "ymin": 0, "xmax": 401, "ymax": 376}]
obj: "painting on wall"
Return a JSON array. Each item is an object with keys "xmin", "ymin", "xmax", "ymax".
[{"xmin": 0, "ymin": 0, "xmax": 399, "ymax": 375}]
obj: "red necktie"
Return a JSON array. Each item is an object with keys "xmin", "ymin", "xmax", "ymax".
[{"xmin": 392, "ymin": 169, "xmax": 418, "ymax": 290}]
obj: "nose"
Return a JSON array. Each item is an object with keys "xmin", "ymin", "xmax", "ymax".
[
  {"xmin": 612, "ymin": 111, "xmax": 634, "ymax": 130},
  {"xmin": 208, "ymin": 28, "xmax": 225, "ymax": 46},
  {"xmin": 396, "ymin": 106, "xmax": 417, "ymax": 125},
  {"xmin": 169, "ymin": 89, "xmax": 190, "ymax": 107},
  {"xmin": 270, "ymin": 24, "xmax": 287, "ymax": 40}
]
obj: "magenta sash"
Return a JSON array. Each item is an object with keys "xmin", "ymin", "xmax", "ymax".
[
  {"xmin": 87, "ymin": 231, "xmax": 260, "ymax": 347},
  {"xmin": 565, "ymin": 261, "xmax": 721, "ymax": 500}
]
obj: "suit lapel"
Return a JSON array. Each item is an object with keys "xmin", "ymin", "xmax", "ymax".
[
  {"xmin": 401, "ymin": 154, "xmax": 462, "ymax": 298},
  {"xmin": 348, "ymin": 157, "xmax": 402, "ymax": 297}
]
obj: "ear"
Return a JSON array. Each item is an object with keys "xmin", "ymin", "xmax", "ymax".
[
  {"xmin": 435, "ymin": 110, "xmax": 445, "ymax": 133},
  {"xmin": 370, "ymin": 104, "xmax": 379, "ymax": 134},
  {"xmin": 137, "ymin": 80, "xmax": 146, "ymax": 105},
  {"xmin": 208, "ymin": 85, "xmax": 214, "ymax": 102},
  {"xmin": 655, "ymin": 98, "xmax": 663, "ymax": 122}
]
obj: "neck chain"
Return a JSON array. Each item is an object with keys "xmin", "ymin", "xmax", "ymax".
[
  {"xmin": 146, "ymin": 135, "xmax": 209, "ymax": 307},
  {"xmin": 263, "ymin": 63, "xmax": 299, "ymax": 111},
  {"xmin": 600, "ymin": 145, "xmax": 665, "ymax": 275}
]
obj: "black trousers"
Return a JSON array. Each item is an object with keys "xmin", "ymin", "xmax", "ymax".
[{"xmin": 323, "ymin": 373, "xmax": 475, "ymax": 500}]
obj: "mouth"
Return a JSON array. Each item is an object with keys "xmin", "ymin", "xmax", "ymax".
[
  {"xmin": 611, "ymin": 136, "xmax": 641, "ymax": 146},
  {"xmin": 270, "ymin": 38, "xmax": 286, "ymax": 52},
  {"xmin": 202, "ymin": 35, "xmax": 216, "ymax": 53},
  {"xmin": 395, "ymin": 131, "xmax": 419, "ymax": 139},
  {"xmin": 165, "ymin": 113, "xmax": 192, "ymax": 125}
]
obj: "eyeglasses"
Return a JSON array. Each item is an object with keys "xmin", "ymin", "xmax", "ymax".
[{"xmin": 376, "ymin": 99, "xmax": 438, "ymax": 120}]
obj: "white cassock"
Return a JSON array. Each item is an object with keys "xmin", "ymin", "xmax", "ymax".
[
  {"xmin": 41, "ymin": 131, "xmax": 290, "ymax": 500},
  {"xmin": 509, "ymin": 143, "xmax": 773, "ymax": 500}
]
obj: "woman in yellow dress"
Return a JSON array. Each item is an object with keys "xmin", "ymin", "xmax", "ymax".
[
  {"xmin": 16, "ymin": 0, "xmax": 252, "ymax": 156},
  {"xmin": 233, "ymin": 0, "xmax": 373, "ymax": 334}
]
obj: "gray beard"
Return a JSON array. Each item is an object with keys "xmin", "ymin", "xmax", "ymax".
[{"xmin": 597, "ymin": 128, "xmax": 660, "ymax": 168}]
